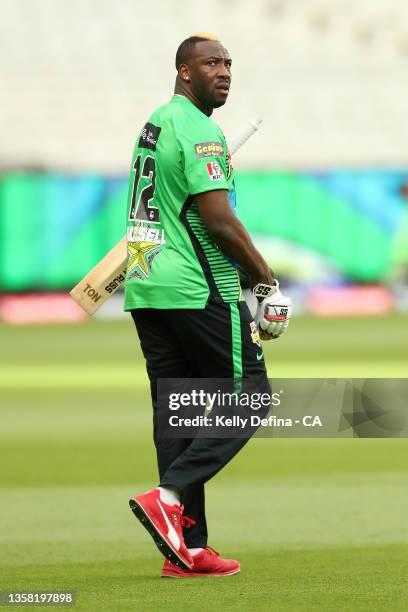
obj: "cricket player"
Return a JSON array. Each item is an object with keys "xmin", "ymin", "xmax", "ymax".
[{"xmin": 125, "ymin": 34, "xmax": 291, "ymax": 577}]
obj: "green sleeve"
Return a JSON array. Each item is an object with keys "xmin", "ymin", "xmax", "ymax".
[{"xmin": 178, "ymin": 122, "xmax": 229, "ymax": 195}]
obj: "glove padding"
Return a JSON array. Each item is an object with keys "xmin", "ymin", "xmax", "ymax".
[{"xmin": 253, "ymin": 281, "xmax": 292, "ymax": 340}]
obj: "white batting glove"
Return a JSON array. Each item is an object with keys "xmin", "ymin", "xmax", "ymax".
[{"xmin": 253, "ymin": 280, "xmax": 292, "ymax": 340}]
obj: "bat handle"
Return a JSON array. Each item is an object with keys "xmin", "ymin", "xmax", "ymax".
[
  {"xmin": 248, "ymin": 116, "xmax": 263, "ymax": 131},
  {"xmin": 229, "ymin": 116, "xmax": 263, "ymax": 155}
]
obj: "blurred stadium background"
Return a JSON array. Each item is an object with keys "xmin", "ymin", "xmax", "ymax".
[
  {"xmin": 1, "ymin": 0, "xmax": 408, "ymax": 322},
  {"xmin": 1, "ymin": 1, "xmax": 407, "ymax": 610}
]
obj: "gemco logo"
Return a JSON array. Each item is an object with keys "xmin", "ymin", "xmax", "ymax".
[{"xmin": 194, "ymin": 141, "xmax": 225, "ymax": 158}]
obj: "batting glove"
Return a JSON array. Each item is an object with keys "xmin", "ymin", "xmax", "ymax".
[{"xmin": 253, "ymin": 280, "xmax": 292, "ymax": 340}]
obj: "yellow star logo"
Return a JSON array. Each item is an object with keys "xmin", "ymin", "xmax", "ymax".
[{"xmin": 127, "ymin": 240, "xmax": 159, "ymax": 278}]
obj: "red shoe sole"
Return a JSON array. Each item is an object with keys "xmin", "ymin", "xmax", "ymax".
[
  {"xmin": 161, "ymin": 567, "xmax": 240, "ymax": 578},
  {"xmin": 129, "ymin": 498, "xmax": 192, "ymax": 571}
]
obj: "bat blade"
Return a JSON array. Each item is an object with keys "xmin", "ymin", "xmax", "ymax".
[{"xmin": 69, "ymin": 236, "xmax": 127, "ymax": 315}]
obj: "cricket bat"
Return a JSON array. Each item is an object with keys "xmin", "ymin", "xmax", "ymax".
[{"xmin": 70, "ymin": 116, "xmax": 263, "ymax": 315}]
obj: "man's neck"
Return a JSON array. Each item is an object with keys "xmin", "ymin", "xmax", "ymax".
[{"xmin": 173, "ymin": 85, "xmax": 213, "ymax": 117}]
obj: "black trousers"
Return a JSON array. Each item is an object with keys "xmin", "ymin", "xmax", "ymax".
[{"xmin": 131, "ymin": 301, "xmax": 269, "ymax": 548}]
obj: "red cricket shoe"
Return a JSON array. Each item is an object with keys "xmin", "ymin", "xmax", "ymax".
[
  {"xmin": 161, "ymin": 546, "xmax": 240, "ymax": 578},
  {"xmin": 129, "ymin": 489, "xmax": 193, "ymax": 570}
]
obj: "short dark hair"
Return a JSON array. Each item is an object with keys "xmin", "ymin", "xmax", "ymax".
[{"xmin": 175, "ymin": 35, "xmax": 220, "ymax": 70}]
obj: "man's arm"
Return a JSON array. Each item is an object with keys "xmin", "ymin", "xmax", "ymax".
[{"xmin": 196, "ymin": 189, "xmax": 274, "ymax": 287}]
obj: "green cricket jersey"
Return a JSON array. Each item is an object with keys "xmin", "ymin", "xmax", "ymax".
[{"xmin": 124, "ymin": 94, "xmax": 240, "ymax": 310}]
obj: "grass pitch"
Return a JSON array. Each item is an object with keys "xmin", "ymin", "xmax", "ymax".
[{"xmin": 0, "ymin": 314, "xmax": 407, "ymax": 610}]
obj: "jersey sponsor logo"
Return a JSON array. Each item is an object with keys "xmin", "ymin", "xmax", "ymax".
[
  {"xmin": 250, "ymin": 321, "xmax": 261, "ymax": 347},
  {"xmin": 206, "ymin": 161, "xmax": 224, "ymax": 181},
  {"xmin": 194, "ymin": 141, "xmax": 225, "ymax": 158},
  {"xmin": 138, "ymin": 122, "xmax": 161, "ymax": 151}
]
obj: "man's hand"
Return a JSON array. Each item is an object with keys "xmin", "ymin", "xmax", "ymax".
[{"xmin": 253, "ymin": 281, "xmax": 292, "ymax": 340}]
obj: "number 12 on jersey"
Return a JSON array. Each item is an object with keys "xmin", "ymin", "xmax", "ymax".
[{"xmin": 128, "ymin": 154, "xmax": 160, "ymax": 223}]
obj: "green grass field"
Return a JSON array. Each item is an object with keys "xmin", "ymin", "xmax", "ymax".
[{"xmin": 1, "ymin": 314, "xmax": 407, "ymax": 611}]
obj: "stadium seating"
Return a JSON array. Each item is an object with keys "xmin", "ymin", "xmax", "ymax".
[{"xmin": 1, "ymin": 0, "xmax": 407, "ymax": 170}]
